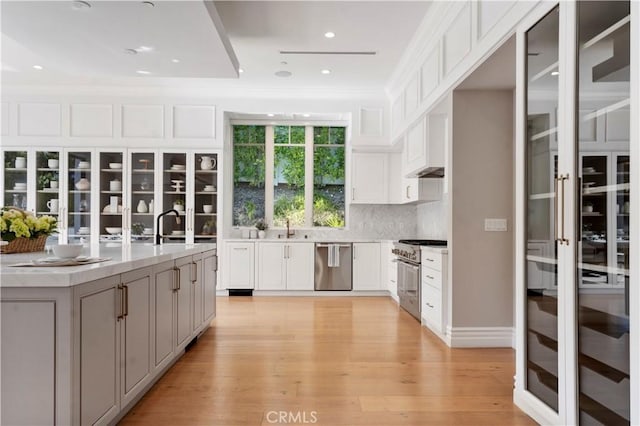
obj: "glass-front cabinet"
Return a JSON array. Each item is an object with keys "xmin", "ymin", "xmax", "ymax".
[
  {"xmin": 518, "ymin": 1, "xmax": 634, "ymax": 425},
  {"xmin": 1, "ymin": 147, "xmax": 220, "ymax": 245}
]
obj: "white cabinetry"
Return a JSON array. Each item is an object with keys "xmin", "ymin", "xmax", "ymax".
[
  {"xmin": 404, "ymin": 96, "xmax": 449, "ymax": 178},
  {"xmin": 257, "ymin": 242, "xmax": 314, "ymax": 291},
  {"xmin": 352, "ymin": 242, "xmax": 382, "ymax": 290},
  {"xmin": 420, "ymin": 250, "xmax": 448, "ymax": 339},
  {"xmin": 389, "ymin": 145, "xmax": 442, "ymax": 205},
  {"xmin": 223, "ymin": 242, "xmax": 255, "ymax": 289},
  {"xmin": 381, "ymin": 241, "xmax": 398, "ymax": 301},
  {"xmin": 351, "ymin": 153, "xmax": 388, "ymax": 204}
]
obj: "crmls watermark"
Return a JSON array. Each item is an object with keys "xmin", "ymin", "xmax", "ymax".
[{"xmin": 266, "ymin": 411, "xmax": 318, "ymax": 424}]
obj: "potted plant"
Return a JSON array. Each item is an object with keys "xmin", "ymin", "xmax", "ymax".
[
  {"xmin": 131, "ymin": 222, "xmax": 144, "ymax": 236},
  {"xmin": 0, "ymin": 207, "xmax": 57, "ymax": 253},
  {"xmin": 173, "ymin": 199, "xmax": 185, "ymax": 212},
  {"xmin": 255, "ymin": 218, "xmax": 268, "ymax": 239}
]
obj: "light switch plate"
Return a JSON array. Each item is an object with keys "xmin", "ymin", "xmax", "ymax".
[{"xmin": 485, "ymin": 218, "xmax": 507, "ymax": 232}]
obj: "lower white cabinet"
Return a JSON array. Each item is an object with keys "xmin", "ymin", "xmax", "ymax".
[
  {"xmin": 352, "ymin": 242, "xmax": 382, "ymax": 290},
  {"xmin": 223, "ymin": 242, "xmax": 255, "ymax": 289},
  {"xmin": 257, "ymin": 242, "xmax": 314, "ymax": 290},
  {"xmin": 420, "ymin": 249, "xmax": 448, "ymax": 338}
]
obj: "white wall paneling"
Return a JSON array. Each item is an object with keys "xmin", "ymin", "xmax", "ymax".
[
  {"xmin": 70, "ymin": 104, "xmax": 113, "ymax": 137},
  {"xmin": 420, "ymin": 46, "xmax": 440, "ymax": 103},
  {"xmin": 18, "ymin": 103, "xmax": 61, "ymax": 136},
  {"xmin": 173, "ymin": 105, "xmax": 216, "ymax": 139},
  {"xmin": 359, "ymin": 107, "xmax": 383, "ymax": 137},
  {"xmin": 391, "ymin": 94, "xmax": 404, "ymax": 135},
  {"xmin": 404, "ymin": 74, "xmax": 420, "ymax": 117},
  {"xmin": 443, "ymin": 3, "xmax": 472, "ymax": 76},
  {"xmin": 121, "ymin": 105, "xmax": 164, "ymax": 138},
  {"xmin": 1, "ymin": 102, "xmax": 8, "ymax": 136},
  {"xmin": 477, "ymin": 1, "xmax": 515, "ymax": 40}
]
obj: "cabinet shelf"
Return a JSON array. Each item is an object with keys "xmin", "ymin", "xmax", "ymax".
[
  {"xmin": 194, "ymin": 170, "xmax": 217, "ymax": 174},
  {"xmin": 69, "ymin": 212, "xmax": 91, "ymax": 215},
  {"xmin": 4, "ymin": 168, "xmax": 27, "ymax": 172},
  {"xmin": 131, "ymin": 213, "xmax": 153, "ymax": 216},
  {"xmin": 527, "ymin": 360, "xmax": 558, "ymax": 392},
  {"xmin": 132, "ymin": 191, "xmax": 154, "ymax": 194},
  {"xmin": 582, "ymin": 15, "xmax": 630, "ymax": 49},
  {"xmin": 579, "ymin": 304, "xmax": 629, "ymax": 339},
  {"xmin": 579, "ymin": 352, "xmax": 629, "ymax": 384},
  {"xmin": 68, "ymin": 169, "xmax": 91, "ymax": 173},
  {"xmin": 131, "ymin": 169, "xmax": 154, "ymax": 174},
  {"xmin": 164, "ymin": 191, "xmax": 186, "ymax": 195},
  {"xmin": 100, "ymin": 169, "xmax": 123, "ymax": 173},
  {"xmin": 37, "ymin": 211, "xmax": 58, "ymax": 215},
  {"xmin": 37, "ymin": 189, "xmax": 59, "ymax": 193},
  {"xmin": 68, "ymin": 190, "xmax": 91, "ymax": 194},
  {"xmin": 579, "ymin": 393, "xmax": 629, "ymax": 425},
  {"xmin": 101, "ymin": 191, "xmax": 123, "ymax": 194},
  {"xmin": 194, "ymin": 213, "xmax": 217, "ymax": 216},
  {"xmin": 4, "ymin": 190, "xmax": 27, "ymax": 193},
  {"xmin": 195, "ymin": 191, "xmax": 218, "ymax": 195},
  {"xmin": 37, "ymin": 168, "xmax": 59, "ymax": 172}
]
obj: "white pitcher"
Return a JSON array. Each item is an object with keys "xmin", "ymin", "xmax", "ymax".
[
  {"xmin": 200, "ymin": 156, "xmax": 216, "ymax": 170},
  {"xmin": 137, "ymin": 199, "xmax": 148, "ymax": 213}
]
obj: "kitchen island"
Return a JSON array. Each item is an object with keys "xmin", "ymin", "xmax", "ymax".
[{"xmin": 1, "ymin": 243, "xmax": 217, "ymax": 426}]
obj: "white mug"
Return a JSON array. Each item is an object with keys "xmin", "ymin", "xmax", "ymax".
[
  {"xmin": 50, "ymin": 180, "xmax": 58, "ymax": 189},
  {"xmin": 203, "ymin": 205, "xmax": 213, "ymax": 213},
  {"xmin": 48, "ymin": 159, "xmax": 59, "ymax": 169},
  {"xmin": 47, "ymin": 199, "xmax": 59, "ymax": 213},
  {"xmin": 15, "ymin": 157, "xmax": 26, "ymax": 169},
  {"xmin": 110, "ymin": 179, "xmax": 122, "ymax": 191}
]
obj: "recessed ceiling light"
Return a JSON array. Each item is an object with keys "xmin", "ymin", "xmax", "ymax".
[
  {"xmin": 324, "ymin": 32, "xmax": 335, "ymax": 39},
  {"xmin": 302, "ymin": 114, "xmax": 310, "ymax": 118},
  {"xmin": 72, "ymin": 1, "xmax": 91, "ymax": 10},
  {"xmin": 280, "ymin": 61, "xmax": 288, "ymax": 66},
  {"xmin": 32, "ymin": 65, "xmax": 43, "ymax": 70},
  {"xmin": 171, "ymin": 59, "xmax": 180, "ymax": 63},
  {"xmin": 124, "ymin": 49, "xmax": 138, "ymax": 55},
  {"xmin": 267, "ymin": 114, "xmax": 275, "ymax": 117},
  {"xmin": 141, "ymin": 1, "xmax": 155, "ymax": 7},
  {"xmin": 275, "ymin": 70, "xmax": 292, "ymax": 78},
  {"xmin": 136, "ymin": 70, "xmax": 151, "ymax": 75},
  {"xmin": 551, "ymin": 71, "xmax": 560, "ymax": 76},
  {"xmin": 137, "ymin": 46, "xmax": 153, "ymax": 53},
  {"xmin": 239, "ymin": 68, "xmax": 244, "ymax": 73},
  {"xmin": 321, "ymin": 69, "xmax": 331, "ymax": 74}
]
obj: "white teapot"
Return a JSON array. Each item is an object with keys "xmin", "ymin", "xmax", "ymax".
[{"xmin": 200, "ymin": 156, "xmax": 216, "ymax": 170}]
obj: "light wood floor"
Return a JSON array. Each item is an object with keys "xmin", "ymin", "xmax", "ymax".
[{"xmin": 120, "ymin": 297, "xmax": 536, "ymax": 426}]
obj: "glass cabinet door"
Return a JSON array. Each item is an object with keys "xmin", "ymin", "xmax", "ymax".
[
  {"xmin": 99, "ymin": 151, "xmax": 125, "ymax": 242},
  {"xmin": 525, "ymin": 5, "xmax": 560, "ymax": 412},
  {"xmin": 192, "ymin": 152, "xmax": 218, "ymax": 243},
  {"xmin": 67, "ymin": 151, "xmax": 93, "ymax": 243},
  {"xmin": 3, "ymin": 150, "xmax": 29, "ymax": 210},
  {"xmin": 576, "ymin": 1, "xmax": 630, "ymax": 424},
  {"xmin": 36, "ymin": 150, "xmax": 61, "ymax": 245},
  {"xmin": 129, "ymin": 151, "xmax": 156, "ymax": 243},
  {"xmin": 162, "ymin": 153, "xmax": 186, "ymax": 241}
]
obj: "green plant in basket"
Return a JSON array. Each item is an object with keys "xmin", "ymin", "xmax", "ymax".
[
  {"xmin": 131, "ymin": 222, "xmax": 145, "ymax": 235},
  {"xmin": 0, "ymin": 207, "xmax": 57, "ymax": 242}
]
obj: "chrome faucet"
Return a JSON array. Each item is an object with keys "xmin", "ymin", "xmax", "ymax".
[
  {"xmin": 155, "ymin": 209, "xmax": 181, "ymax": 245},
  {"xmin": 286, "ymin": 218, "xmax": 295, "ymax": 239}
]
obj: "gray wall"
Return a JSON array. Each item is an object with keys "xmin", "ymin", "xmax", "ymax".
[{"xmin": 450, "ymin": 90, "xmax": 514, "ymax": 328}]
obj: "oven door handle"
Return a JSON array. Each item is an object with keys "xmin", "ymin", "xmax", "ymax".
[{"xmin": 398, "ymin": 260, "xmax": 420, "ymax": 270}]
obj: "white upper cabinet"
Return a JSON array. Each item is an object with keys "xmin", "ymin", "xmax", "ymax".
[
  {"xmin": 404, "ymin": 116, "xmax": 427, "ymax": 175},
  {"xmin": 351, "ymin": 153, "xmax": 389, "ymax": 204},
  {"xmin": 404, "ymin": 74, "xmax": 420, "ymax": 118},
  {"xmin": 421, "ymin": 46, "xmax": 440, "ymax": 103},
  {"xmin": 391, "ymin": 94, "xmax": 405, "ymax": 136}
]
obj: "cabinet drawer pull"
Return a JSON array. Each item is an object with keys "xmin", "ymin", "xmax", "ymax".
[
  {"xmin": 425, "ymin": 258, "xmax": 434, "ymax": 262},
  {"xmin": 425, "ymin": 275, "xmax": 434, "ymax": 280},
  {"xmin": 233, "ymin": 247, "xmax": 248, "ymax": 251},
  {"xmin": 426, "ymin": 303, "xmax": 434, "ymax": 308},
  {"xmin": 191, "ymin": 262, "xmax": 197, "ymax": 283}
]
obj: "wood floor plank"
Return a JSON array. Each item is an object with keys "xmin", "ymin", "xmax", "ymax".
[{"xmin": 120, "ymin": 296, "xmax": 535, "ymax": 425}]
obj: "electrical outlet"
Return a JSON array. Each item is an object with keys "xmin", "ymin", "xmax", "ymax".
[{"xmin": 485, "ymin": 218, "xmax": 507, "ymax": 232}]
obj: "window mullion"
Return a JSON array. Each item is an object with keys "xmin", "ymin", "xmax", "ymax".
[
  {"xmin": 305, "ymin": 126, "xmax": 314, "ymax": 227},
  {"xmin": 265, "ymin": 125, "xmax": 275, "ymax": 226}
]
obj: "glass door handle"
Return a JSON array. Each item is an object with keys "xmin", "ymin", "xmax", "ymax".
[{"xmin": 560, "ymin": 174, "xmax": 569, "ymax": 245}]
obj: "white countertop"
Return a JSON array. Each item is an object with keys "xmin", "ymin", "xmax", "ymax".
[
  {"xmin": 420, "ymin": 246, "xmax": 448, "ymax": 254},
  {"xmin": 224, "ymin": 238, "xmax": 384, "ymax": 243},
  {"xmin": 1, "ymin": 243, "xmax": 216, "ymax": 288}
]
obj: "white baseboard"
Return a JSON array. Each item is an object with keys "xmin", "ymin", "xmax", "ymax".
[
  {"xmin": 513, "ymin": 388, "xmax": 561, "ymax": 425},
  {"xmin": 445, "ymin": 326, "xmax": 514, "ymax": 348}
]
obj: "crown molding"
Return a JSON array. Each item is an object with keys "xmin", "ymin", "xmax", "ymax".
[{"xmin": 1, "ymin": 83, "xmax": 386, "ymax": 101}]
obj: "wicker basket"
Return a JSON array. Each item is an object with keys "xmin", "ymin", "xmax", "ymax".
[{"xmin": 0, "ymin": 235, "xmax": 47, "ymax": 254}]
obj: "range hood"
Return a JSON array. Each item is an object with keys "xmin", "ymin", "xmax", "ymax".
[{"xmin": 416, "ymin": 167, "xmax": 445, "ymax": 178}]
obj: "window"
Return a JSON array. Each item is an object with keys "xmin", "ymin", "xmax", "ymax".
[
  {"xmin": 232, "ymin": 124, "xmax": 345, "ymax": 228},
  {"xmin": 233, "ymin": 125, "xmax": 266, "ymax": 226}
]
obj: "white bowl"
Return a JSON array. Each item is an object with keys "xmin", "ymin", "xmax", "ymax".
[
  {"xmin": 105, "ymin": 227, "xmax": 122, "ymax": 235},
  {"xmin": 52, "ymin": 244, "xmax": 83, "ymax": 259},
  {"xmin": 109, "ymin": 163, "xmax": 122, "ymax": 169},
  {"xmin": 171, "ymin": 230, "xmax": 185, "ymax": 235},
  {"xmin": 143, "ymin": 228, "xmax": 154, "ymax": 235}
]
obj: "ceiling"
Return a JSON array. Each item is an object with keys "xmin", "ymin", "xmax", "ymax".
[{"xmin": 1, "ymin": 1, "xmax": 431, "ymax": 91}]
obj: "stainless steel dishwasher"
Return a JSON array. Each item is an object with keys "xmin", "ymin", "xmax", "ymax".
[{"xmin": 314, "ymin": 243, "xmax": 352, "ymax": 290}]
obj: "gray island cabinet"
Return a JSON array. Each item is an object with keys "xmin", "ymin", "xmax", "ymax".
[{"xmin": 0, "ymin": 244, "xmax": 217, "ymax": 426}]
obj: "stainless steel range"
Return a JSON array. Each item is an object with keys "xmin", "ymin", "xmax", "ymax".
[{"xmin": 393, "ymin": 239, "xmax": 447, "ymax": 321}]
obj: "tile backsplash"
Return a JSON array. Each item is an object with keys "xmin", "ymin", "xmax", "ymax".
[{"xmin": 416, "ymin": 194, "xmax": 448, "ymax": 240}]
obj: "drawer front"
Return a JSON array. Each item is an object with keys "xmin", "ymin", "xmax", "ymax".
[
  {"xmin": 421, "ymin": 252, "xmax": 442, "ymax": 271},
  {"xmin": 421, "ymin": 283, "xmax": 441, "ymax": 328},
  {"xmin": 421, "ymin": 267, "xmax": 442, "ymax": 290}
]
